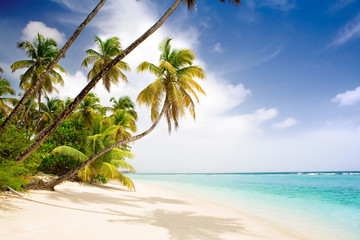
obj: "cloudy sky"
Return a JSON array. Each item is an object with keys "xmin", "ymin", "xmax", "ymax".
[{"xmin": 0, "ymin": 0, "xmax": 359, "ymax": 172}]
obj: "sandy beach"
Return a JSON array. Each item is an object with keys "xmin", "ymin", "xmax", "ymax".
[{"xmin": 1, "ymin": 180, "xmax": 308, "ymax": 240}]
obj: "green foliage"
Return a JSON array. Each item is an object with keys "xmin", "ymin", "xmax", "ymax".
[
  {"xmin": 38, "ymin": 119, "xmax": 86, "ymax": 175},
  {"xmin": 0, "ymin": 124, "xmax": 41, "ymax": 191},
  {"xmin": 93, "ymin": 174, "xmax": 108, "ymax": 184},
  {"xmin": 0, "ymin": 162, "xmax": 29, "ymax": 191}
]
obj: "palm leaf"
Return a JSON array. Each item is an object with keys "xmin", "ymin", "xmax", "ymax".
[
  {"xmin": 51, "ymin": 146, "xmax": 88, "ymax": 162},
  {"xmin": 98, "ymin": 162, "xmax": 119, "ymax": 179},
  {"xmin": 117, "ymin": 173, "xmax": 135, "ymax": 191},
  {"xmin": 78, "ymin": 165, "xmax": 95, "ymax": 182}
]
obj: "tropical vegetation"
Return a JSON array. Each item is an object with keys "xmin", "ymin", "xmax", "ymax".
[{"xmin": 1, "ymin": 0, "xmax": 240, "ymax": 192}]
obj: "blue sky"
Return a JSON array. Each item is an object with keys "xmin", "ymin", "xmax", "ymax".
[{"xmin": 0, "ymin": 0, "xmax": 359, "ymax": 172}]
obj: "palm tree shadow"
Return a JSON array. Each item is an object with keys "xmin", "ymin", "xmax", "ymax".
[
  {"xmin": 42, "ymin": 188, "xmax": 140, "ymax": 208},
  {"xmin": 109, "ymin": 209, "xmax": 246, "ymax": 240},
  {"xmin": 0, "ymin": 196, "xmax": 22, "ymax": 212},
  {"xmin": 124, "ymin": 195, "xmax": 188, "ymax": 205}
]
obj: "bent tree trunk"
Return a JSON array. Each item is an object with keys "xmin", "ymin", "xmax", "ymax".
[
  {"xmin": 0, "ymin": 0, "xmax": 107, "ymax": 135},
  {"xmin": 15, "ymin": 0, "xmax": 182, "ymax": 164},
  {"xmin": 43, "ymin": 100, "xmax": 168, "ymax": 190}
]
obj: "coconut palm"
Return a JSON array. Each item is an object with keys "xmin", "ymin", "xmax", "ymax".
[
  {"xmin": 43, "ymin": 38, "xmax": 205, "ymax": 190},
  {"xmin": 52, "ymin": 116, "xmax": 136, "ymax": 190},
  {"xmin": 72, "ymin": 92, "xmax": 102, "ymax": 128},
  {"xmin": 137, "ymin": 38, "xmax": 205, "ymax": 132},
  {"xmin": 0, "ymin": 68, "xmax": 18, "ymax": 118},
  {"xmin": 11, "ymin": 33, "xmax": 67, "ymax": 121},
  {"xmin": 110, "ymin": 96, "xmax": 137, "ymax": 120},
  {"xmin": 37, "ymin": 96, "xmax": 65, "ymax": 132},
  {"xmin": 16, "ymin": 0, "xmax": 240, "ymax": 165},
  {"xmin": 82, "ymin": 36, "xmax": 130, "ymax": 92},
  {"xmin": 108, "ymin": 110, "xmax": 137, "ymax": 141},
  {"xmin": 0, "ymin": 0, "xmax": 106, "ymax": 133}
]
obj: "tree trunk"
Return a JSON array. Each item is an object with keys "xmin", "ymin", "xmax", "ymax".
[
  {"xmin": 22, "ymin": 97, "xmax": 34, "ymax": 124},
  {"xmin": 0, "ymin": 0, "xmax": 107, "ymax": 134},
  {"xmin": 15, "ymin": 0, "xmax": 182, "ymax": 164},
  {"xmin": 43, "ymin": 100, "xmax": 168, "ymax": 190}
]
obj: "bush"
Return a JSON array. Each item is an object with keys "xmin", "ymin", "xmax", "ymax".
[
  {"xmin": 37, "ymin": 119, "xmax": 85, "ymax": 175},
  {"xmin": 0, "ymin": 124, "xmax": 41, "ymax": 191}
]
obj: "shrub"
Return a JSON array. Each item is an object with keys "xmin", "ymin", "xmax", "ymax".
[{"xmin": 0, "ymin": 124, "xmax": 41, "ymax": 191}]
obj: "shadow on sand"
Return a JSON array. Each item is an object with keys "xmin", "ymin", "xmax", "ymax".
[{"xmin": 108, "ymin": 209, "xmax": 246, "ymax": 240}]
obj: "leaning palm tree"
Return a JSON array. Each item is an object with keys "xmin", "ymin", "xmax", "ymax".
[
  {"xmin": 16, "ymin": 0, "xmax": 240, "ymax": 164},
  {"xmin": 0, "ymin": 68, "xmax": 17, "ymax": 117},
  {"xmin": 52, "ymin": 116, "xmax": 136, "ymax": 190},
  {"xmin": 11, "ymin": 33, "xmax": 67, "ymax": 121},
  {"xmin": 42, "ymin": 38, "xmax": 205, "ymax": 190},
  {"xmin": 0, "ymin": 0, "xmax": 107, "ymax": 133},
  {"xmin": 82, "ymin": 36, "xmax": 130, "ymax": 92}
]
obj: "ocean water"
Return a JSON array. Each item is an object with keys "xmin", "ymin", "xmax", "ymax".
[{"xmin": 131, "ymin": 172, "xmax": 360, "ymax": 240}]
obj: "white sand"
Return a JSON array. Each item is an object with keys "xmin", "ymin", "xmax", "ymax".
[{"xmin": 0, "ymin": 180, "xmax": 307, "ymax": 240}]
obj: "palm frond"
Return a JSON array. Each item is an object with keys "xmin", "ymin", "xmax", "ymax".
[
  {"xmin": 98, "ymin": 162, "xmax": 119, "ymax": 179},
  {"xmin": 117, "ymin": 173, "xmax": 135, "ymax": 191},
  {"xmin": 78, "ymin": 165, "xmax": 95, "ymax": 182},
  {"xmin": 51, "ymin": 146, "xmax": 88, "ymax": 162}
]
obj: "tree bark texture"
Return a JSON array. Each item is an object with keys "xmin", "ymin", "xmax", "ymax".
[
  {"xmin": 15, "ymin": 0, "xmax": 182, "ymax": 164},
  {"xmin": 0, "ymin": 0, "xmax": 107, "ymax": 134}
]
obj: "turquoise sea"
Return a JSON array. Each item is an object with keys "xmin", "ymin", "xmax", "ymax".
[{"xmin": 131, "ymin": 172, "xmax": 360, "ymax": 240}]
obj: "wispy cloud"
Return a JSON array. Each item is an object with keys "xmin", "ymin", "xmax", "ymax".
[
  {"xmin": 21, "ymin": 21, "xmax": 66, "ymax": 45},
  {"xmin": 272, "ymin": 118, "xmax": 298, "ymax": 129},
  {"xmin": 211, "ymin": 43, "xmax": 223, "ymax": 53},
  {"xmin": 330, "ymin": 13, "xmax": 360, "ymax": 47},
  {"xmin": 247, "ymin": 0, "xmax": 296, "ymax": 12},
  {"xmin": 49, "ymin": 0, "xmax": 97, "ymax": 13},
  {"xmin": 332, "ymin": 86, "xmax": 360, "ymax": 106},
  {"xmin": 329, "ymin": 0, "xmax": 355, "ymax": 13},
  {"xmin": 253, "ymin": 47, "xmax": 282, "ymax": 66}
]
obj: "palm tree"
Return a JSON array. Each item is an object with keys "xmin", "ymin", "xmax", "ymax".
[
  {"xmin": 52, "ymin": 116, "xmax": 136, "ymax": 190},
  {"xmin": 137, "ymin": 38, "xmax": 205, "ymax": 132},
  {"xmin": 110, "ymin": 96, "xmax": 137, "ymax": 120},
  {"xmin": 82, "ymin": 36, "xmax": 130, "ymax": 92},
  {"xmin": 72, "ymin": 92, "xmax": 102, "ymax": 128},
  {"xmin": 43, "ymin": 38, "xmax": 205, "ymax": 190},
  {"xmin": 11, "ymin": 33, "xmax": 67, "ymax": 121},
  {"xmin": 108, "ymin": 110, "xmax": 137, "ymax": 141},
  {"xmin": 0, "ymin": 67, "xmax": 17, "ymax": 118},
  {"xmin": 37, "ymin": 96, "xmax": 64, "ymax": 132},
  {"xmin": 0, "ymin": 0, "xmax": 107, "ymax": 133},
  {"xmin": 16, "ymin": 0, "xmax": 240, "ymax": 164}
]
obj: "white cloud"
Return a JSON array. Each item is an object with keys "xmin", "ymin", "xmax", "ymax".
[
  {"xmin": 332, "ymin": 86, "xmax": 360, "ymax": 106},
  {"xmin": 272, "ymin": 117, "xmax": 298, "ymax": 129},
  {"xmin": 50, "ymin": 0, "xmax": 360, "ymax": 173},
  {"xmin": 212, "ymin": 43, "xmax": 223, "ymax": 53},
  {"xmin": 331, "ymin": 13, "xmax": 360, "ymax": 47},
  {"xmin": 21, "ymin": 21, "xmax": 66, "ymax": 45}
]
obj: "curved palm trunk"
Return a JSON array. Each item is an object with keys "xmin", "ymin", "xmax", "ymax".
[
  {"xmin": 44, "ymin": 100, "xmax": 169, "ymax": 190},
  {"xmin": 15, "ymin": 0, "xmax": 182, "ymax": 163},
  {"xmin": 0, "ymin": 0, "xmax": 107, "ymax": 134}
]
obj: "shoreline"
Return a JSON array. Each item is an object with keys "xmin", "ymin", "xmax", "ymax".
[{"xmin": 1, "ymin": 180, "xmax": 316, "ymax": 240}]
